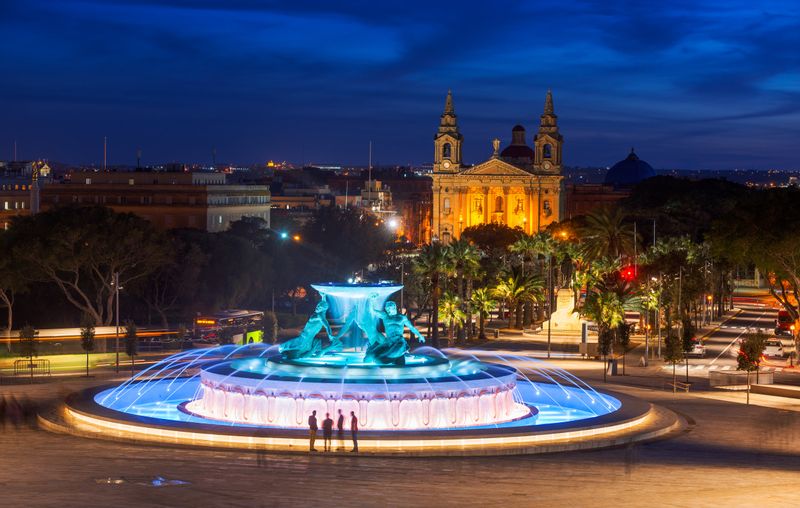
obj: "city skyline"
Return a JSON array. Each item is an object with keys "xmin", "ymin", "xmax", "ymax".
[{"xmin": 2, "ymin": 1, "xmax": 799, "ymax": 169}]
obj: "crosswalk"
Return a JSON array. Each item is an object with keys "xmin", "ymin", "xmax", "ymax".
[{"xmin": 661, "ymin": 364, "xmax": 785, "ymax": 373}]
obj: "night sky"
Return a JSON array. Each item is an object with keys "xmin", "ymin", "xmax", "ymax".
[{"xmin": 2, "ymin": 1, "xmax": 799, "ymax": 169}]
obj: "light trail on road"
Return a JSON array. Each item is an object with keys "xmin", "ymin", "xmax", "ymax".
[{"xmin": 709, "ymin": 307, "xmax": 768, "ymax": 366}]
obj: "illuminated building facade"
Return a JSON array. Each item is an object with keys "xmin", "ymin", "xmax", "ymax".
[{"xmin": 431, "ymin": 91, "xmax": 563, "ymax": 243}]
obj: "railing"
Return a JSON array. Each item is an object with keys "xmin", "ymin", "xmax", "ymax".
[
  {"xmin": 13, "ymin": 359, "xmax": 51, "ymax": 377},
  {"xmin": 664, "ymin": 380, "xmax": 690, "ymax": 393}
]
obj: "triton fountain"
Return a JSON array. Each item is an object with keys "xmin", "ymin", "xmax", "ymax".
[{"xmin": 45, "ymin": 282, "xmax": 682, "ymax": 455}]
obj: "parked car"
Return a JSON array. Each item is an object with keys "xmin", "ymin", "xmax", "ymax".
[
  {"xmin": 688, "ymin": 339, "xmax": 706, "ymax": 358},
  {"xmin": 763, "ymin": 339, "xmax": 785, "ymax": 358}
]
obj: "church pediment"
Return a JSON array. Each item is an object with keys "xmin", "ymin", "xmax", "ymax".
[{"xmin": 459, "ymin": 158, "xmax": 533, "ymax": 177}]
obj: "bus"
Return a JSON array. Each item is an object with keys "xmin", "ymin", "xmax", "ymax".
[{"xmin": 194, "ymin": 310, "xmax": 264, "ymax": 347}]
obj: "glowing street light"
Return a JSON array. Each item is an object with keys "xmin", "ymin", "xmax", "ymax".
[
  {"xmin": 292, "ymin": 234, "xmax": 301, "ymax": 242},
  {"xmin": 387, "ymin": 218, "xmax": 399, "ymax": 230},
  {"xmin": 279, "ymin": 231, "xmax": 289, "ymax": 240}
]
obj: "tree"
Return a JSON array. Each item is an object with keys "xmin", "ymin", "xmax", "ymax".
[
  {"xmin": 583, "ymin": 290, "xmax": 625, "ymax": 381},
  {"xmin": 710, "ymin": 188, "xmax": 800, "ymax": 359},
  {"xmin": 439, "ymin": 292, "xmax": 466, "ymax": 345},
  {"xmin": 262, "ymin": 311, "xmax": 279, "ymax": 344},
  {"xmin": 737, "ymin": 331, "xmax": 768, "ymax": 405},
  {"xmin": 492, "ymin": 269, "xmax": 544, "ymax": 329},
  {"xmin": 579, "ymin": 207, "xmax": 636, "ymax": 262},
  {"xmin": 131, "ymin": 231, "xmax": 207, "ymax": 328},
  {"xmin": 413, "ymin": 242, "xmax": 449, "ymax": 348},
  {"xmin": 124, "ymin": 320, "xmax": 138, "ymax": 374},
  {"xmin": 681, "ymin": 318, "xmax": 695, "ymax": 383},
  {"xmin": 9, "ymin": 206, "xmax": 170, "ymax": 325},
  {"xmin": 80, "ymin": 314, "xmax": 96, "ymax": 377},
  {"xmin": 18, "ymin": 325, "xmax": 38, "ymax": 380},
  {"xmin": 445, "ymin": 240, "xmax": 482, "ymax": 341},
  {"xmin": 616, "ymin": 322, "xmax": 632, "ymax": 375},
  {"xmin": 301, "ymin": 206, "xmax": 394, "ymax": 280},
  {"xmin": 0, "ymin": 231, "xmax": 26, "ymax": 343},
  {"xmin": 470, "ymin": 288, "xmax": 497, "ymax": 341},
  {"xmin": 663, "ymin": 333, "xmax": 684, "ymax": 393}
]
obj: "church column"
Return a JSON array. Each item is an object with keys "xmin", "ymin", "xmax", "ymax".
[
  {"xmin": 536, "ymin": 178, "xmax": 542, "ymax": 232},
  {"xmin": 457, "ymin": 188, "xmax": 465, "ymax": 236},
  {"xmin": 526, "ymin": 187, "xmax": 534, "ymax": 235},
  {"xmin": 503, "ymin": 187, "xmax": 510, "ymax": 227},
  {"xmin": 482, "ymin": 186, "xmax": 489, "ymax": 224}
]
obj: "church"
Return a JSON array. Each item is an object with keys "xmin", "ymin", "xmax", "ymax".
[{"xmin": 431, "ymin": 90, "xmax": 563, "ymax": 243}]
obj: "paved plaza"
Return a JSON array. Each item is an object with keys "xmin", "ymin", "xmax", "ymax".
[{"xmin": 2, "ymin": 361, "xmax": 799, "ymax": 508}]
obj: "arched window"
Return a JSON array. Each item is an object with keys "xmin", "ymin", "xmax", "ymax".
[
  {"xmin": 495, "ymin": 195, "xmax": 503, "ymax": 212},
  {"xmin": 442, "ymin": 143, "xmax": 452, "ymax": 159},
  {"xmin": 543, "ymin": 144, "xmax": 552, "ymax": 159},
  {"xmin": 442, "ymin": 230, "xmax": 452, "ymax": 245},
  {"xmin": 443, "ymin": 197, "xmax": 451, "ymax": 214}
]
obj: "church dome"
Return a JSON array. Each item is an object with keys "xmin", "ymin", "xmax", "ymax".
[
  {"xmin": 500, "ymin": 125, "xmax": 535, "ymax": 159},
  {"xmin": 604, "ymin": 149, "xmax": 656, "ymax": 187}
]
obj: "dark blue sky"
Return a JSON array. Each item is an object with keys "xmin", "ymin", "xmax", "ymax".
[{"xmin": 2, "ymin": 1, "xmax": 799, "ymax": 169}]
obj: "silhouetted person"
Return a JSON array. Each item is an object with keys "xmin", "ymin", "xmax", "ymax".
[
  {"xmin": 322, "ymin": 413, "xmax": 334, "ymax": 452},
  {"xmin": 308, "ymin": 410, "xmax": 318, "ymax": 452},
  {"xmin": 350, "ymin": 411, "xmax": 359, "ymax": 452},
  {"xmin": 336, "ymin": 409, "xmax": 345, "ymax": 451}
]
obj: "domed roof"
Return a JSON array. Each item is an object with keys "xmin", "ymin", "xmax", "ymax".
[
  {"xmin": 500, "ymin": 144, "xmax": 535, "ymax": 158},
  {"xmin": 500, "ymin": 125, "xmax": 534, "ymax": 159},
  {"xmin": 604, "ymin": 149, "xmax": 656, "ymax": 187}
]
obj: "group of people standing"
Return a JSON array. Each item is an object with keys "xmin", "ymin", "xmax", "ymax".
[{"xmin": 307, "ymin": 409, "xmax": 358, "ymax": 453}]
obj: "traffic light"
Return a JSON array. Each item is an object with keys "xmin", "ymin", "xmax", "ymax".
[{"xmin": 620, "ymin": 265, "xmax": 637, "ymax": 282}]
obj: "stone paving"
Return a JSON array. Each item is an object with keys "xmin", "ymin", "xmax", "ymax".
[{"xmin": 2, "ymin": 365, "xmax": 800, "ymax": 508}]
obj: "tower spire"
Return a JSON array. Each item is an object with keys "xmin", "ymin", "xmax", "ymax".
[
  {"xmin": 544, "ymin": 89, "xmax": 554, "ymax": 115},
  {"xmin": 438, "ymin": 90, "xmax": 459, "ymax": 134}
]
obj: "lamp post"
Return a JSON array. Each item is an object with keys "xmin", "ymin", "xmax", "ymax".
[{"xmin": 113, "ymin": 271, "xmax": 120, "ymax": 373}]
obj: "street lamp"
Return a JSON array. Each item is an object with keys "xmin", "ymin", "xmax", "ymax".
[{"xmin": 112, "ymin": 272, "xmax": 121, "ymax": 373}]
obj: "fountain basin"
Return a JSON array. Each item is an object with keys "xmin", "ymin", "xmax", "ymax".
[{"xmin": 185, "ymin": 353, "xmax": 532, "ymax": 430}]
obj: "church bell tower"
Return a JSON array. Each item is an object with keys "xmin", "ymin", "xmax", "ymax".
[
  {"xmin": 434, "ymin": 90, "xmax": 463, "ymax": 173},
  {"xmin": 533, "ymin": 89, "xmax": 563, "ymax": 172}
]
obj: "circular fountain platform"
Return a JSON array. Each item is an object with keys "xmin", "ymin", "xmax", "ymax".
[
  {"xmin": 186, "ymin": 353, "xmax": 531, "ymax": 430},
  {"xmin": 42, "ymin": 347, "xmax": 684, "ymax": 456}
]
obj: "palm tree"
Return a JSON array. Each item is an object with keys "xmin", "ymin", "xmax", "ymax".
[
  {"xmin": 446, "ymin": 239, "xmax": 482, "ymax": 341},
  {"xmin": 582, "ymin": 279, "xmax": 641, "ymax": 380},
  {"xmin": 439, "ymin": 291, "xmax": 466, "ymax": 345},
  {"xmin": 413, "ymin": 242, "xmax": 450, "ymax": 348},
  {"xmin": 471, "ymin": 288, "xmax": 497, "ymax": 340},
  {"xmin": 493, "ymin": 270, "xmax": 544, "ymax": 329},
  {"xmin": 579, "ymin": 207, "xmax": 636, "ymax": 262}
]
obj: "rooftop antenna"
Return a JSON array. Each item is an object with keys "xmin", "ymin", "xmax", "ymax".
[
  {"xmin": 13, "ymin": 139, "xmax": 17, "ymax": 161},
  {"xmin": 212, "ymin": 147, "xmax": 217, "ymax": 168},
  {"xmin": 136, "ymin": 148, "xmax": 142, "ymax": 169},
  {"xmin": 103, "ymin": 136, "xmax": 108, "ymax": 170}
]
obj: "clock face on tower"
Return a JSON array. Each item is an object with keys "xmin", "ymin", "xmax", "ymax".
[
  {"xmin": 442, "ymin": 160, "xmax": 452, "ymax": 169},
  {"xmin": 542, "ymin": 160, "xmax": 552, "ymax": 170}
]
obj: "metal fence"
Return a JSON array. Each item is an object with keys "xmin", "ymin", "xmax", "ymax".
[{"xmin": 13, "ymin": 359, "xmax": 51, "ymax": 377}]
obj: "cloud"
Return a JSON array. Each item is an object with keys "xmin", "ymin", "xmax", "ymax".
[{"xmin": 0, "ymin": 0, "xmax": 799, "ymax": 168}]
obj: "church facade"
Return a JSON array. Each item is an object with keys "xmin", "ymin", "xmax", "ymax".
[{"xmin": 431, "ymin": 90, "xmax": 563, "ymax": 243}]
